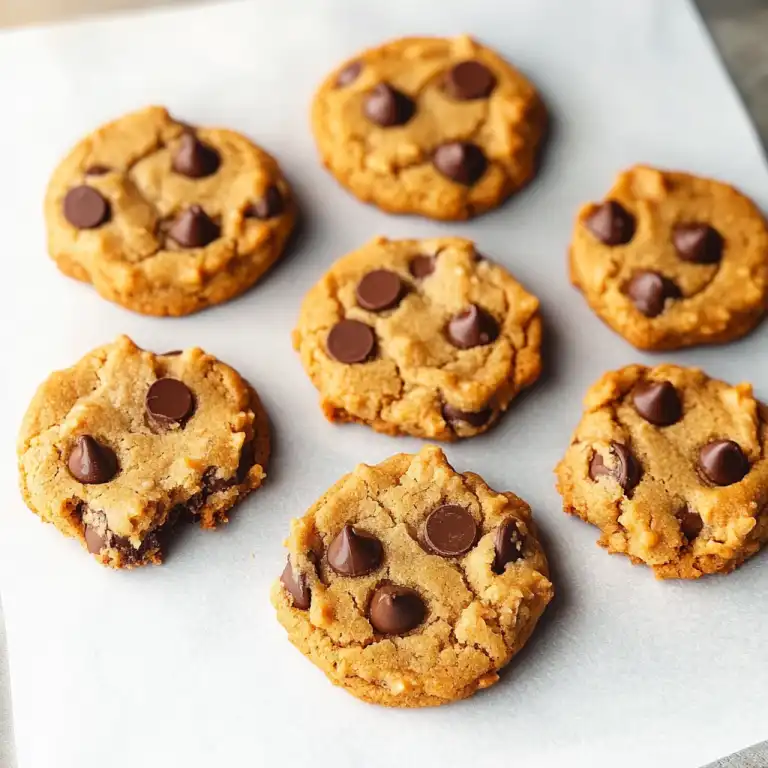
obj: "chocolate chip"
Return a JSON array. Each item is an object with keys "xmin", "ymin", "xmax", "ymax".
[
  {"xmin": 698, "ymin": 440, "xmax": 749, "ymax": 486},
  {"xmin": 626, "ymin": 271, "xmax": 681, "ymax": 318},
  {"xmin": 327, "ymin": 525, "xmax": 383, "ymax": 576},
  {"xmin": 493, "ymin": 518, "xmax": 525, "ymax": 573},
  {"xmin": 589, "ymin": 442, "xmax": 641, "ymax": 494},
  {"xmin": 85, "ymin": 165, "xmax": 110, "ymax": 176},
  {"xmin": 356, "ymin": 269, "xmax": 405, "ymax": 312},
  {"xmin": 363, "ymin": 83, "xmax": 415, "ymax": 127},
  {"xmin": 442, "ymin": 402, "xmax": 493, "ymax": 428},
  {"xmin": 63, "ymin": 186, "xmax": 110, "ymax": 229},
  {"xmin": 585, "ymin": 201, "xmax": 635, "ymax": 245},
  {"xmin": 336, "ymin": 60, "xmax": 362, "ymax": 88},
  {"xmin": 161, "ymin": 350, "xmax": 182, "ymax": 356},
  {"xmin": 409, "ymin": 254, "xmax": 436, "ymax": 278},
  {"xmin": 368, "ymin": 585, "xmax": 425, "ymax": 635},
  {"xmin": 236, "ymin": 440, "xmax": 255, "ymax": 483},
  {"xmin": 280, "ymin": 558, "xmax": 311, "ymax": 610},
  {"xmin": 446, "ymin": 304, "xmax": 499, "ymax": 349},
  {"xmin": 672, "ymin": 223, "xmax": 723, "ymax": 264},
  {"xmin": 327, "ymin": 319, "xmax": 376, "ymax": 364},
  {"xmin": 172, "ymin": 133, "xmax": 221, "ymax": 178},
  {"xmin": 68, "ymin": 436, "xmax": 118, "ymax": 484},
  {"xmin": 84, "ymin": 524, "xmax": 106, "ymax": 554},
  {"xmin": 146, "ymin": 378, "xmax": 194, "ymax": 425},
  {"xmin": 444, "ymin": 61, "xmax": 497, "ymax": 100},
  {"xmin": 678, "ymin": 507, "xmax": 704, "ymax": 541},
  {"xmin": 433, "ymin": 142, "xmax": 487, "ymax": 185},
  {"xmin": 632, "ymin": 380, "xmax": 682, "ymax": 426},
  {"xmin": 423, "ymin": 505, "xmax": 477, "ymax": 557},
  {"xmin": 245, "ymin": 185, "xmax": 284, "ymax": 220},
  {"xmin": 168, "ymin": 205, "xmax": 220, "ymax": 248}
]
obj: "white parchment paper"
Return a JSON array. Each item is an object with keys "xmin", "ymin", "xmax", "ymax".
[{"xmin": 1, "ymin": 1, "xmax": 767, "ymax": 766}]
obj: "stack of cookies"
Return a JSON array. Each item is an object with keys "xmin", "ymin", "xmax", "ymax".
[{"xmin": 18, "ymin": 34, "xmax": 768, "ymax": 708}]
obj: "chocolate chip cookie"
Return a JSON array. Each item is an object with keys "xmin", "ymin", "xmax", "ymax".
[
  {"xmin": 45, "ymin": 106, "xmax": 295, "ymax": 316},
  {"xmin": 569, "ymin": 165, "xmax": 768, "ymax": 350},
  {"xmin": 272, "ymin": 445, "xmax": 553, "ymax": 707},
  {"xmin": 17, "ymin": 336, "xmax": 270, "ymax": 568},
  {"xmin": 312, "ymin": 35, "xmax": 546, "ymax": 220},
  {"xmin": 555, "ymin": 364, "xmax": 768, "ymax": 578},
  {"xmin": 293, "ymin": 236, "xmax": 542, "ymax": 440}
]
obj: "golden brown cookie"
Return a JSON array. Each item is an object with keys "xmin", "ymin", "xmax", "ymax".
[
  {"xmin": 272, "ymin": 445, "xmax": 553, "ymax": 707},
  {"xmin": 569, "ymin": 165, "xmax": 768, "ymax": 350},
  {"xmin": 311, "ymin": 35, "xmax": 546, "ymax": 220},
  {"xmin": 555, "ymin": 364, "xmax": 768, "ymax": 579},
  {"xmin": 45, "ymin": 106, "xmax": 296, "ymax": 316},
  {"xmin": 17, "ymin": 336, "xmax": 270, "ymax": 568},
  {"xmin": 293, "ymin": 236, "xmax": 542, "ymax": 440}
]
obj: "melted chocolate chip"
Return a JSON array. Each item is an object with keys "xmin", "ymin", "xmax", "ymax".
[
  {"xmin": 585, "ymin": 201, "xmax": 635, "ymax": 245},
  {"xmin": 280, "ymin": 558, "xmax": 311, "ymax": 609},
  {"xmin": 493, "ymin": 518, "xmax": 525, "ymax": 573},
  {"xmin": 85, "ymin": 165, "xmax": 111, "ymax": 176},
  {"xmin": 672, "ymin": 223, "xmax": 723, "ymax": 264},
  {"xmin": 327, "ymin": 525, "xmax": 383, "ymax": 576},
  {"xmin": 442, "ymin": 402, "xmax": 493, "ymax": 429},
  {"xmin": 336, "ymin": 60, "xmax": 362, "ymax": 88},
  {"xmin": 409, "ymin": 254, "xmax": 437, "ymax": 278},
  {"xmin": 63, "ymin": 186, "xmax": 110, "ymax": 229},
  {"xmin": 172, "ymin": 133, "xmax": 221, "ymax": 178},
  {"xmin": 423, "ymin": 505, "xmax": 477, "ymax": 557},
  {"xmin": 433, "ymin": 142, "xmax": 487, "ymax": 185},
  {"xmin": 444, "ymin": 61, "xmax": 496, "ymax": 100},
  {"xmin": 626, "ymin": 271, "xmax": 681, "ymax": 318},
  {"xmin": 632, "ymin": 380, "xmax": 682, "ymax": 426},
  {"xmin": 327, "ymin": 319, "xmax": 376, "ymax": 363},
  {"xmin": 589, "ymin": 442, "xmax": 641, "ymax": 494},
  {"xmin": 146, "ymin": 378, "xmax": 194, "ymax": 425},
  {"xmin": 68, "ymin": 436, "xmax": 118, "ymax": 484},
  {"xmin": 698, "ymin": 440, "xmax": 749, "ymax": 486},
  {"xmin": 168, "ymin": 205, "xmax": 220, "ymax": 248},
  {"xmin": 363, "ymin": 83, "xmax": 415, "ymax": 127},
  {"xmin": 368, "ymin": 585, "xmax": 425, "ymax": 635},
  {"xmin": 84, "ymin": 525, "xmax": 106, "ymax": 554},
  {"xmin": 356, "ymin": 269, "xmax": 405, "ymax": 312},
  {"xmin": 245, "ymin": 186, "xmax": 284, "ymax": 220},
  {"xmin": 678, "ymin": 506, "xmax": 704, "ymax": 541},
  {"xmin": 446, "ymin": 304, "xmax": 499, "ymax": 349}
]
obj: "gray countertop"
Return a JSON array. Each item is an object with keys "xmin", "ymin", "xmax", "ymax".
[{"xmin": 0, "ymin": 0, "xmax": 766, "ymax": 147}]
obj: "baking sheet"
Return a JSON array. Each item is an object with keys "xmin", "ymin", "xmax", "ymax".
[{"xmin": 1, "ymin": 1, "xmax": 767, "ymax": 766}]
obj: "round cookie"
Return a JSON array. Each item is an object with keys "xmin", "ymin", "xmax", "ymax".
[
  {"xmin": 569, "ymin": 165, "xmax": 768, "ymax": 350},
  {"xmin": 17, "ymin": 335, "xmax": 270, "ymax": 568},
  {"xmin": 311, "ymin": 35, "xmax": 546, "ymax": 220},
  {"xmin": 555, "ymin": 364, "xmax": 768, "ymax": 579},
  {"xmin": 292, "ymin": 236, "xmax": 542, "ymax": 440},
  {"xmin": 45, "ymin": 106, "xmax": 295, "ymax": 316},
  {"xmin": 272, "ymin": 445, "xmax": 553, "ymax": 707}
]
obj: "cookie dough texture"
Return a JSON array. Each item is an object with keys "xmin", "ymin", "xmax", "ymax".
[
  {"xmin": 556, "ymin": 364, "xmax": 768, "ymax": 579},
  {"xmin": 312, "ymin": 35, "xmax": 546, "ymax": 220},
  {"xmin": 45, "ymin": 106, "xmax": 295, "ymax": 316},
  {"xmin": 570, "ymin": 165, "xmax": 768, "ymax": 349},
  {"xmin": 272, "ymin": 446, "xmax": 553, "ymax": 707},
  {"xmin": 293, "ymin": 236, "xmax": 542, "ymax": 440},
  {"xmin": 17, "ymin": 335, "xmax": 270, "ymax": 568}
]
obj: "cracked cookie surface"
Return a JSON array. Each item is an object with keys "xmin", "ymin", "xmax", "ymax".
[
  {"xmin": 272, "ymin": 445, "xmax": 553, "ymax": 707},
  {"xmin": 569, "ymin": 165, "xmax": 768, "ymax": 350},
  {"xmin": 45, "ymin": 106, "xmax": 295, "ymax": 316},
  {"xmin": 555, "ymin": 364, "xmax": 768, "ymax": 579},
  {"xmin": 311, "ymin": 35, "xmax": 546, "ymax": 220},
  {"xmin": 17, "ymin": 335, "xmax": 270, "ymax": 568},
  {"xmin": 293, "ymin": 236, "xmax": 542, "ymax": 440}
]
